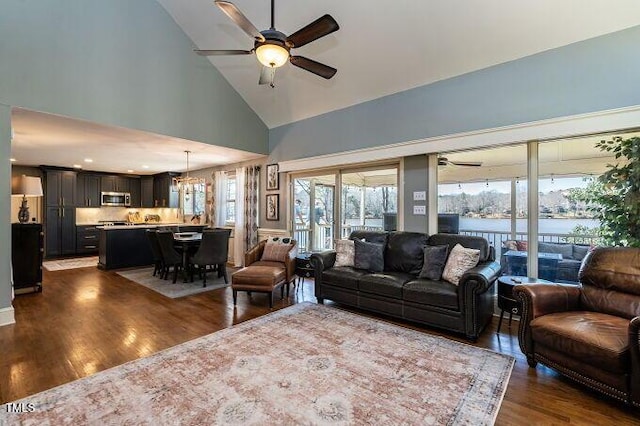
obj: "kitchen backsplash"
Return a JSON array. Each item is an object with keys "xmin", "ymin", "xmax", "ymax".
[{"xmin": 76, "ymin": 208, "xmax": 181, "ymax": 224}]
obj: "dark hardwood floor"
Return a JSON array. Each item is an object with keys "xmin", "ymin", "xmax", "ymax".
[{"xmin": 1, "ymin": 266, "xmax": 638, "ymax": 424}]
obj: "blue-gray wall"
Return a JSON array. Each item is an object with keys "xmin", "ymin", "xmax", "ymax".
[
  {"xmin": 269, "ymin": 25, "xmax": 640, "ymax": 162},
  {"xmin": 0, "ymin": 0, "xmax": 269, "ymax": 315}
]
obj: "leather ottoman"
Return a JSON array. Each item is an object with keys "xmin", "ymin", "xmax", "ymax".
[{"xmin": 231, "ymin": 265, "xmax": 287, "ymax": 308}]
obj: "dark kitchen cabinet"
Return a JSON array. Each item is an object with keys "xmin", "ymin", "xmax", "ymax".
[
  {"xmin": 76, "ymin": 173, "xmax": 101, "ymax": 207},
  {"xmin": 101, "ymin": 175, "xmax": 130, "ymax": 193},
  {"xmin": 76, "ymin": 225, "xmax": 100, "ymax": 255},
  {"xmin": 12, "ymin": 223, "xmax": 44, "ymax": 293},
  {"xmin": 153, "ymin": 172, "xmax": 179, "ymax": 208},
  {"xmin": 140, "ymin": 176, "xmax": 154, "ymax": 208},
  {"xmin": 45, "ymin": 170, "xmax": 76, "ymax": 208},
  {"xmin": 128, "ymin": 178, "xmax": 141, "ymax": 207},
  {"xmin": 45, "ymin": 206, "xmax": 76, "ymax": 257}
]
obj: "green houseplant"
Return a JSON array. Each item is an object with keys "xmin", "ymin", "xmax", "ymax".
[{"xmin": 569, "ymin": 136, "xmax": 640, "ymax": 247}]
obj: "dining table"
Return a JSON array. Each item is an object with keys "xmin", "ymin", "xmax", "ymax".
[{"xmin": 173, "ymin": 232, "xmax": 202, "ymax": 282}]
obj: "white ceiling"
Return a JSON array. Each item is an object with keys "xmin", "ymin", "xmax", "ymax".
[
  {"xmin": 158, "ymin": 0, "xmax": 640, "ymax": 129},
  {"xmin": 10, "ymin": 108, "xmax": 264, "ymax": 175}
]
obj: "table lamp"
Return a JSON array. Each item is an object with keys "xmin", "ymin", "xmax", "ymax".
[{"xmin": 15, "ymin": 175, "xmax": 43, "ymax": 223}]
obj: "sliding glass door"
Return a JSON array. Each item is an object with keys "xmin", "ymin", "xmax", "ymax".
[{"xmin": 292, "ymin": 174, "xmax": 336, "ymax": 252}]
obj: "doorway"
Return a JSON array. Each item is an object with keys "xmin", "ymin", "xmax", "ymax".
[{"xmin": 291, "ymin": 174, "xmax": 336, "ymax": 252}]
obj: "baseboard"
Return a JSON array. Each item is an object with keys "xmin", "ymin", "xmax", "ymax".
[{"xmin": 0, "ymin": 305, "xmax": 15, "ymax": 327}]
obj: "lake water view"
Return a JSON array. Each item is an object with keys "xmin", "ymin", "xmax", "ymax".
[{"xmin": 460, "ymin": 218, "xmax": 599, "ymax": 235}]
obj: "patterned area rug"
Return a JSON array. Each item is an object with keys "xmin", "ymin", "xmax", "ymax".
[
  {"xmin": 42, "ymin": 256, "xmax": 99, "ymax": 271},
  {"xmin": 1, "ymin": 303, "xmax": 513, "ymax": 425},
  {"xmin": 116, "ymin": 267, "xmax": 229, "ymax": 298}
]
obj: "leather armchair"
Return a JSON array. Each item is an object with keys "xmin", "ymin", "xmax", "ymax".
[
  {"xmin": 514, "ymin": 247, "xmax": 640, "ymax": 407},
  {"xmin": 244, "ymin": 240, "xmax": 297, "ymax": 282}
]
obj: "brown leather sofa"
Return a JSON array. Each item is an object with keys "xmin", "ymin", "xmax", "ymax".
[
  {"xmin": 514, "ymin": 247, "xmax": 640, "ymax": 407},
  {"xmin": 311, "ymin": 231, "xmax": 501, "ymax": 341},
  {"xmin": 231, "ymin": 240, "xmax": 297, "ymax": 308}
]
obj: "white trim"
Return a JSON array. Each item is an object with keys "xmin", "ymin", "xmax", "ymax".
[
  {"xmin": 0, "ymin": 305, "xmax": 15, "ymax": 327},
  {"xmin": 278, "ymin": 105, "xmax": 640, "ymax": 172}
]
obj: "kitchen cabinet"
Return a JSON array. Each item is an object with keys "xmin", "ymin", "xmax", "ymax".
[
  {"xmin": 12, "ymin": 223, "xmax": 44, "ymax": 293},
  {"xmin": 45, "ymin": 170, "xmax": 76, "ymax": 207},
  {"xmin": 76, "ymin": 173, "xmax": 101, "ymax": 207},
  {"xmin": 45, "ymin": 206, "xmax": 76, "ymax": 257},
  {"xmin": 129, "ymin": 178, "xmax": 141, "ymax": 207},
  {"xmin": 140, "ymin": 176, "xmax": 154, "ymax": 208},
  {"xmin": 100, "ymin": 175, "xmax": 130, "ymax": 193},
  {"xmin": 153, "ymin": 172, "xmax": 179, "ymax": 208},
  {"xmin": 76, "ymin": 225, "xmax": 100, "ymax": 255}
]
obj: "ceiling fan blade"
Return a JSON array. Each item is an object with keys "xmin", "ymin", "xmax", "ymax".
[
  {"xmin": 451, "ymin": 161, "xmax": 483, "ymax": 167},
  {"xmin": 259, "ymin": 66, "xmax": 276, "ymax": 88},
  {"xmin": 290, "ymin": 56, "xmax": 337, "ymax": 79},
  {"xmin": 194, "ymin": 49, "xmax": 253, "ymax": 56},
  {"xmin": 214, "ymin": 1, "xmax": 265, "ymax": 42},
  {"xmin": 286, "ymin": 14, "xmax": 339, "ymax": 48}
]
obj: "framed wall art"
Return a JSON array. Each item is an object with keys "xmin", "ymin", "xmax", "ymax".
[
  {"xmin": 266, "ymin": 163, "xmax": 279, "ymax": 191},
  {"xmin": 266, "ymin": 194, "xmax": 279, "ymax": 221}
]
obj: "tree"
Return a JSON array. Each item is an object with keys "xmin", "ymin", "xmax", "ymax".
[{"xmin": 571, "ymin": 136, "xmax": 640, "ymax": 247}]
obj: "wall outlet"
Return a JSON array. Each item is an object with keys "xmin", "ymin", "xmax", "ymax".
[
  {"xmin": 413, "ymin": 205, "xmax": 426, "ymax": 215},
  {"xmin": 413, "ymin": 191, "xmax": 426, "ymax": 201}
]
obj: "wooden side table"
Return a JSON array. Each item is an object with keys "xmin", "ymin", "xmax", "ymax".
[{"xmin": 497, "ymin": 275, "xmax": 552, "ymax": 334}]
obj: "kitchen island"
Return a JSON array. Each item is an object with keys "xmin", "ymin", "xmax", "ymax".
[{"xmin": 97, "ymin": 224, "xmax": 206, "ymax": 270}]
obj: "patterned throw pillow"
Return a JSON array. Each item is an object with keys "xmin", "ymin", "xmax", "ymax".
[
  {"xmin": 418, "ymin": 245, "xmax": 449, "ymax": 280},
  {"xmin": 265, "ymin": 236, "xmax": 293, "ymax": 245},
  {"xmin": 503, "ymin": 240, "xmax": 518, "ymax": 251},
  {"xmin": 516, "ymin": 240, "xmax": 528, "ymax": 251},
  {"xmin": 442, "ymin": 244, "xmax": 480, "ymax": 285},
  {"xmin": 261, "ymin": 241, "xmax": 293, "ymax": 262},
  {"xmin": 334, "ymin": 239, "xmax": 355, "ymax": 267}
]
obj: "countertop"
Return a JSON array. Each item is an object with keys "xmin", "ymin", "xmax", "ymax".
[{"xmin": 82, "ymin": 223, "xmax": 184, "ymax": 230}]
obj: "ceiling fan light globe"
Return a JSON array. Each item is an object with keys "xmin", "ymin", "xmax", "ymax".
[{"xmin": 256, "ymin": 44, "xmax": 289, "ymax": 68}]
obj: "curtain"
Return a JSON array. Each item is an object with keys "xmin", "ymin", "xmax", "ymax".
[
  {"xmin": 234, "ymin": 167, "xmax": 246, "ymax": 266},
  {"xmin": 213, "ymin": 171, "xmax": 228, "ymax": 227},
  {"xmin": 244, "ymin": 165, "xmax": 260, "ymax": 250}
]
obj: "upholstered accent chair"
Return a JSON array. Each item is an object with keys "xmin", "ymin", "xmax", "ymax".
[
  {"xmin": 514, "ymin": 247, "xmax": 640, "ymax": 407},
  {"xmin": 231, "ymin": 239, "xmax": 297, "ymax": 308}
]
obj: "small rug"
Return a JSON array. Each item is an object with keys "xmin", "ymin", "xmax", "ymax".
[
  {"xmin": 116, "ymin": 267, "xmax": 229, "ymax": 298},
  {"xmin": 43, "ymin": 256, "xmax": 98, "ymax": 271},
  {"xmin": 1, "ymin": 303, "xmax": 514, "ymax": 425}
]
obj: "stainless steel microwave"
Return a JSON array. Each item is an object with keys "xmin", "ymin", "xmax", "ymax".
[{"xmin": 101, "ymin": 192, "xmax": 131, "ymax": 207}]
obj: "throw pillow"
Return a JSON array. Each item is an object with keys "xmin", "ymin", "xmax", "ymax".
[
  {"xmin": 516, "ymin": 240, "xmax": 528, "ymax": 251},
  {"xmin": 265, "ymin": 235, "xmax": 293, "ymax": 245},
  {"xmin": 418, "ymin": 245, "xmax": 450, "ymax": 280},
  {"xmin": 353, "ymin": 239, "xmax": 385, "ymax": 272},
  {"xmin": 334, "ymin": 239, "xmax": 355, "ymax": 267},
  {"xmin": 503, "ymin": 240, "xmax": 518, "ymax": 251},
  {"xmin": 442, "ymin": 244, "xmax": 480, "ymax": 285},
  {"xmin": 261, "ymin": 242, "xmax": 293, "ymax": 262}
]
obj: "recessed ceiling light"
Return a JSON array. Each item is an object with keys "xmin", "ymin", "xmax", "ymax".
[
  {"xmin": 73, "ymin": 164, "xmax": 82, "ymax": 169},
  {"xmin": 127, "ymin": 169, "xmax": 134, "ymax": 173},
  {"xmin": 10, "ymin": 158, "xmax": 16, "ymax": 162},
  {"xmin": 142, "ymin": 165, "xmax": 149, "ymax": 169},
  {"xmin": 84, "ymin": 158, "xmax": 93, "ymax": 163}
]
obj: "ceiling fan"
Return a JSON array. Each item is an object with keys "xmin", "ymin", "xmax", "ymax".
[
  {"xmin": 195, "ymin": 0, "xmax": 339, "ymax": 88},
  {"xmin": 438, "ymin": 157, "xmax": 483, "ymax": 167}
]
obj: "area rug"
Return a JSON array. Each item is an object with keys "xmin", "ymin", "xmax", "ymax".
[
  {"xmin": 0, "ymin": 303, "xmax": 513, "ymax": 425},
  {"xmin": 42, "ymin": 256, "xmax": 98, "ymax": 271},
  {"xmin": 116, "ymin": 267, "xmax": 229, "ymax": 298}
]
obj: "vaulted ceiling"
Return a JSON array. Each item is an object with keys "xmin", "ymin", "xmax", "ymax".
[{"xmin": 157, "ymin": 0, "xmax": 640, "ymax": 128}]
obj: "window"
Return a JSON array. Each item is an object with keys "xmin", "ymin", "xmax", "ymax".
[
  {"xmin": 225, "ymin": 176, "xmax": 236, "ymax": 224},
  {"xmin": 181, "ymin": 182, "xmax": 206, "ymax": 217}
]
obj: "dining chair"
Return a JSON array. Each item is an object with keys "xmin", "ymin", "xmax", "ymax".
[
  {"xmin": 156, "ymin": 230, "xmax": 184, "ymax": 283},
  {"xmin": 190, "ymin": 229, "xmax": 231, "ymax": 286},
  {"xmin": 145, "ymin": 229, "xmax": 164, "ymax": 277}
]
